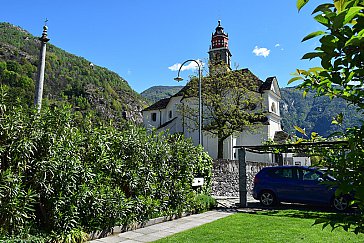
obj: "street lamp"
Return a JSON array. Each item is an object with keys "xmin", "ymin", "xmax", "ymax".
[{"xmin": 174, "ymin": 59, "xmax": 202, "ymax": 145}]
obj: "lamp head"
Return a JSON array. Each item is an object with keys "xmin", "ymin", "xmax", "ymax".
[{"xmin": 174, "ymin": 76, "xmax": 184, "ymax": 82}]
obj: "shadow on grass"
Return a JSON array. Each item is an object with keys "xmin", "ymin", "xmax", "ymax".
[
  {"xmin": 213, "ymin": 198, "xmax": 362, "ymax": 232},
  {"xmin": 237, "ymin": 201, "xmax": 363, "ymax": 230}
]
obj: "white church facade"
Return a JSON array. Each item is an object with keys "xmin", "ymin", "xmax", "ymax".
[{"xmin": 142, "ymin": 21, "xmax": 290, "ymax": 163}]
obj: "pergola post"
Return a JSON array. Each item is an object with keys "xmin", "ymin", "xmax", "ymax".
[{"xmin": 238, "ymin": 148, "xmax": 247, "ymax": 207}]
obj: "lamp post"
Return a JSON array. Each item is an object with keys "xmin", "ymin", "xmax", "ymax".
[{"xmin": 174, "ymin": 59, "xmax": 202, "ymax": 145}]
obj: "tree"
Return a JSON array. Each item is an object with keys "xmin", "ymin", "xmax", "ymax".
[
  {"xmin": 182, "ymin": 65, "xmax": 265, "ymax": 159},
  {"xmin": 292, "ymin": 0, "xmax": 364, "ymax": 109},
  {"xmin": 291, "ymin": 0, "xmax": 364, "ymax": 234}
]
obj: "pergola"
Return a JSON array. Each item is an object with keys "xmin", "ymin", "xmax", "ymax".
[{"xmin": 233, "ymin": 140, "xmax": 349, "ymax": 207}]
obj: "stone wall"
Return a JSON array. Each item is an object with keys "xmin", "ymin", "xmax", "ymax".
[
  {"xmin": 212, "ymin": 159, "xmax": 239, "ymax": 197},
  {"xmin": 212, "ymin": 159, "xmax": 275, "ymax": 197}
]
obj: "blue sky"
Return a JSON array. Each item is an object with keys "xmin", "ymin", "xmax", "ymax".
[{"xmin": 2, "ymin": 0, "xmax": 323, "ymax": 93}]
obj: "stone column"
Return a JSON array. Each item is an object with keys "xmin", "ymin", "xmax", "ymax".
[{"xmin": 34, "ymin": 24, "xmax": 50, "ymax": 111}]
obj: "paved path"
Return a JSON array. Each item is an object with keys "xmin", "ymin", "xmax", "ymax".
[
  {"xmin": 89, "ymin": 197, "xmax": 259, "ymax": 243},
  {"xmin": 89, "ymin": 210, "xmax": 234, "ymax": 243}
]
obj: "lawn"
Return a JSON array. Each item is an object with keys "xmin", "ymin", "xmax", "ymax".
[{"xmin": 156, "ymin": 209, "xmax": 364, "ymax": 242}]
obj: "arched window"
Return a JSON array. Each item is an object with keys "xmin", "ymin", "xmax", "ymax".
[{"xmin": 271, "ymin": 102, "xmax": 276, "ymax": 113}]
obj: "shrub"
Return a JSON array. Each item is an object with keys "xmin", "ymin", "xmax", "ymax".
[
  {"xmin": 193, "ymin": 194, "xmax": 217, "ymax": 213},
  {"xmin": 0, "ymin": 90, "xmax": 213, "ymax": 241}
]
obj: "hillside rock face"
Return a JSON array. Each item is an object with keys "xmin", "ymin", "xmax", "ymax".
[{"xmin": 0, "ymin": 22, "xmax": 146, "ymax": 123}]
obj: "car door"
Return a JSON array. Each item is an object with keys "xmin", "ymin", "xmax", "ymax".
[
  {"xmin": 271, "ymin": 168, "xmax": 301, "ymax": 202},
  {"xmin": 297, "ymin": 168, "xmax": 332, "ymax": 204}
]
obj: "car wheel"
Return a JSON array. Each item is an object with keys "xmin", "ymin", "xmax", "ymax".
[
  {"xmin": 259, "ymin": 191, "xmax": 277, "ymax": 206},
  {"xmin": 333, "ymin": 196, "xmax": 349, "ymax": 211}
]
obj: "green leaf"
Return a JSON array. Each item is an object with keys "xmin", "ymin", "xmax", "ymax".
[
  {"xmin": 320, "ymin": 35, "xmax": 337, "ymax": 47},
  {"xmin": 345, "ymin": 33, "xmax": 364, "ymax": 46},
  {"xmin": 344, "ymin": 6, "xmax": 363, "ymax": 24},
  {"xmin": 301, "ymin": 52, "xmax": 324, "ymax": 60},
  {"xmin": 295, "ymin": 138, "xmax": 304, "ymax": 144},
  {"xmin": 311, "ymin": 132, "xmax": 318, "ymax": 139},
  {"xmin": 302, "ymin": 31, "xmax": 326, "ymax": 42},
  {"xmin": 288, "ymin": 76, "xmax": 302, "ymax": 85},
  {"xmin": 345, "ymin": 71, "xmax": 355, "ymax": 82},
  {"xmin": 321, "ymin": 56, "xmax": 332, "ymax": 69},
  {"xmin": 308, "ymin": 67, "xmax": 324, "ymax": 73},
  {"xmin": 294, "ymin": 126, "xmax": 306, "ymax": 136},
  {"xmin": 331, "ymin": 113, "xmax": 344, "ymax": 125},
  {"xmin": 346, "ymin": 28, "xmax": 364, "ymax": 46},
  {"xmin": 303, "ymin": 89, "xmax": 308, "ymax": 98},
  {"xmin": 333, "ymin": 7, "xmax": 362, "ymax": 29},
  {"xmin": 297, "ymin": 0, "xmax": 310, "ymax": 12},
  {"xmin": 314, "ymin": 14, "xmax": 330, "ymax": 26},
  {"xmin": 312, "ymin": 3, "xmax": 335, "ymax": 14},
  {"xmin": 357, "ymin": 28, "xmax": 364, "ymax": 37},
  {"xmin": 334, "ymin": 0, "xmax": 347, "ymax": 13},
  {"xmin": 295, "ymin": 69, "xmax": 309, "ymax": 76}
]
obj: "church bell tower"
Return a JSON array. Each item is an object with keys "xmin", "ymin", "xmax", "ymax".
[{"xmin": 208, "ymin": 20, "xmax": 232, "ymax": 71}]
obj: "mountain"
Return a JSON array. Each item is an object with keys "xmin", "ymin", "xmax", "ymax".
[
  {"xmin": 141, "ymin": 85, "xmax": 363, "ymax": 137},
  {"xmin": 141, "ymin": 86, "xmax": 184, "ymax": 104},
  {"xmin": 280, "ymin": 87, "xmax": 362, "ymax": 137},
  {"xmin": 0, "ymin": 22, "xmax": 146, "ymax": 123}
]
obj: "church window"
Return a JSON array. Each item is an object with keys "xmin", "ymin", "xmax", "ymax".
[
  {"xmin": 271, "ymin": 102, "xmax": 276, "ymax": 113},
  {"xmin": 169, "ymin": 110, "xmax": 172, "ymax": 119},
  {"xmin": 151, "ymin": 112, "xmax": 157, "ymax": 122}
]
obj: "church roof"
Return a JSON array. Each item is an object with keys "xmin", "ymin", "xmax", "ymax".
[
  {"xmin": 260, "ymin": 77, "xmax": 274, "ymax": 91},
  {"xmin": 234, "ymin": 68, "xmax": 263, "ymax": 91},
  {"xmin": 259, "ymin": 76, "xmax": 281, "ymax": 97},
  {"xmin": 173, "ymin": 68, "xmax": 264, "ymax": 99},
  {"xmin": 173, "ymin": 83, "xmax": 192, "ymax": 97},
  {"xmin": 143, "ymin": 97, "xmax": 170, "ymax": 111},
  {"xmin": 158, "ymin": 117, "xmax": 177, "ymax": 129}
]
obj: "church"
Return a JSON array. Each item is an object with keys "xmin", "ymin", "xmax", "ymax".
[{"xmin": 142, "ymin": 21, "xmax": 285, "ymax": 162}]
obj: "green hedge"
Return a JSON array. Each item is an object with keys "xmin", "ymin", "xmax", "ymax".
[{"xmin": 0, "ymin": 87, "xmax": 213, "ymax": 242}]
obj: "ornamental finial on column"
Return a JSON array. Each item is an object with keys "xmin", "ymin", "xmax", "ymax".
[{"xmin": 40, "ymin": 18, "xmax": 50, "ymax": 42}]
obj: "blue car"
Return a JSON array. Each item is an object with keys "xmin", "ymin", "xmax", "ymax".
[{"xmin": 252, "ymin": 166, "xmax": 350, "ymax": 211}]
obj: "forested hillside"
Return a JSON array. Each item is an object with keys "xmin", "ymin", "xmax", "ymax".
[
  {"xmin": 280, "ymin": 87, "xmax": 362, "ymax": 137},
  {"xmin": 0, "ymin": 22, "xmax": 146, "ymax": 123},
  {"xmin": 140, "ymin": 85, "xmax": 183, "ymax": 104},
  {"xmin": 141, "ymin": 85, "xmax": 363, "ymax": 137}
]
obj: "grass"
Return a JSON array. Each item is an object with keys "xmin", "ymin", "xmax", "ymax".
[{"xmin": 155, "ymin": 209, "xmax": 364, "ymax": 242}]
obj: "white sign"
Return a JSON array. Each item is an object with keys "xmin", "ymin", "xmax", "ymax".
[{"xmin": 192, "ymin": 177, "xmax": 204, "ymax": 187}]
